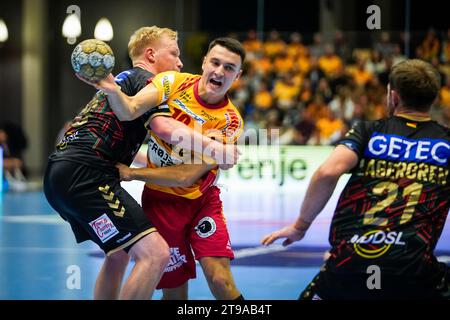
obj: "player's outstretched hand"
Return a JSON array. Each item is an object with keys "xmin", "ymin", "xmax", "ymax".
[
  {"xmin": 76, "ymin": 73, "xmax": 118, "ymax": 94},
  {"xmin": 261, "ymin": 224, "xmax": 307, "ymax": 247},
  {"xmin": 115, "ymin": 163, "xmax": 132, "ymax": 181}
]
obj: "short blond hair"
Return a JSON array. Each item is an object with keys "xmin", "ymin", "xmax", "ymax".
[{"xmin": 128, "ymin": 26, "xmax": 178, "ymax": 61}]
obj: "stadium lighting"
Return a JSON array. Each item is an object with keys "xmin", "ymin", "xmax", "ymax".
[
  {"xmin": 0, "ymin": 19, "xmax": 8, "ymax": 42},
  {"xmin": 62, "ymin": 13, "xmax": 81, "ymax": 45},
  {"xmin": 94, "ymin": 18, "xmax": 113, "ymax": 41}
]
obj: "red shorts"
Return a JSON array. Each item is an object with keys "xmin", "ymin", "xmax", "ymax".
[{"xmin": 141, "ymin": 185, "xmax": 234, "ymax": 289}]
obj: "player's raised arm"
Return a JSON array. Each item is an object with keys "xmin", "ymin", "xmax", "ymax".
[{"xmin": 78, "ymin": 73, "xmax": 160, "ymax": 121}]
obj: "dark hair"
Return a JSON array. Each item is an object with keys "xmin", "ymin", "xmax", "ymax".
[
  {"xmin": 207, "ymin": 37, "xmax": 246, "ymax": 64},
  {"xmin": 389, "ymin": 59, "xmax": 440, "ymax": 111}
]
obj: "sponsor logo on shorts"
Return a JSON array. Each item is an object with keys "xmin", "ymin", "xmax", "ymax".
[
  {"xmin": 350, "ymin": 230, "xmax": 405, "ymax": 259},
  {"xmin": 164, "ymin": 247, "xmax": 187, "ymax": 273},
  {"xmin": 116, "ymin": 232, "xmax": 131, "ymax": 244},
  {"xmin": 195, "ymin": 216, "xmax": 217, "ymax": 238},
  {"xmin": 89, "ymin": 214, "xmax": 119, "ymax": 243}
]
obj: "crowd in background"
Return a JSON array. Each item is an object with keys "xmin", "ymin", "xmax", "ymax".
[
  {"xmin": 4, "ymin": 28, "xmax": 450, "ymax": 191},
  {"xmin": 227, "ymin": 29, "xmax": 450, "ymax": 145}
]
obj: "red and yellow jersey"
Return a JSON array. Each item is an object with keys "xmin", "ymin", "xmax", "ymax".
[{"xmin": 145, "ymin": 71, "xmax": 244, "ymax": 199}]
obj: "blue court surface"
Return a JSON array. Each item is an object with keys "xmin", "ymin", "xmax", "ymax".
[{"xmin": 1, "ymin": 189, "xmax": 449, "ymax": 300}]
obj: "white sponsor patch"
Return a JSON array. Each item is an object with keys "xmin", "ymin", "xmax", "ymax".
[
  {"xmin": 195, "ymin": 216, "xmax": 217, "ymax": 238},
  {"xmin": 164, "ymin": 247, "xmax": 188, "ymax": 273},
  {"xmin": 89, "ymin": 214, "xmax": 119, "ymax": 243},
  {"xmin": 159, "ymin": 74, "xmax": 175, "ymax": 103},
  {"xmin": 147, "ymin": 136, "xmax": 183, "ymax": 167},
  {"xmin": 173, "ymin": 99, "xmax": 206, "ymax": 125}
]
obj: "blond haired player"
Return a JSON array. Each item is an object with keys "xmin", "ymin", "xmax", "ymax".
[{"xmin": 45, "ymin": 26, "xmax": 230, "ymax": 300}]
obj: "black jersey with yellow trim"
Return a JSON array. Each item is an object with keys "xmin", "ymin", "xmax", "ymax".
[
  {"xmin": 50, "ymin": 67, "xmax": 170, "ymax": 171},
  {"xmin": 327, "ymin": 115, "xmax": 450, "ymax": 278}
]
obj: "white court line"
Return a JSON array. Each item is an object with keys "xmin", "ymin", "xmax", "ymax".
[
  {"xmin": 234, "ymin": 245, "xmax": 288, "ymax": 258},
  {"xmin": 0, "ymin": 247, "xmax": 96, "ymax": 253},
  {"xmin": 437, "ymin": 256, "xmax": 450, "ymax": 263},
  {"xmin": 1, "ymin": 215, "xmax": 64, "ymax": 225}
]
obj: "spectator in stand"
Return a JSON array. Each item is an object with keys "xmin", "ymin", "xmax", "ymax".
[
  {"xmin": 253, "ymin": 80, "xmax": 273, "ymax": 111},
  {"xmin": 350, "ymin": 58, "xmax": 373, "ymax": 87},
  {"xmin": 310, "ymin": 32, "xmax": 326, "ymax": 58},
  {"xmin": 329, "ymin": 86, "xmax": 355, "ymax": 122},
  {"xmin": 439, "ymin": 75, "xmax": 450, "ymax": 108},
  {"xmin": 274, "ymin": 49, "xmax": 295, "ymax": 74},
  {"xmin": 374, "ymin": 32, "xmax": 396, "ymax": 58},
  {"xmin": 0, "ymin": 122, "xmax": 28, "ymax": 192},
  {"xmin": 318, "ymin": 44, "xmax": 343, "ymax": 78},
  {"xmin": 314, "ymin": 107, "xmax": 345, "ymax": 146},
  {"xmin": 419, "ymin": 28, "xmax": 440, "ymax": 61},
  {"xmin": 242, "ymin": 29, "xmax": 263, "ymax": 61},
  {"xmin": 263, "ymin": 30, "xmax": 286, "ymax": 59},
  {"xmin": 316, "ymin": 78, "xmax": 334, "ymax": 104},
  {"xmin": 333, "ymin": 30, "xmax": 351, "ymax": 63},
  {"xmin": 296, "ymin": 48, "xmax": 311, "ymax": 76},
  {"xmin": 365, "ymin": 49, "xmax": 387, "ymax": 75},
  {"xmin": 272, "ymin": 72, "xmax": 300, "ymax": 110},
  {"xmin": 287, "ymin": 32, "xmax": 307, "ymax": 59},
  {"xmin": 306, "ymin": 56, "xmax": 325, "ymax": 93},
  {"xmin": 292, "ymin": 107, "xmax": 317, "ymax": 145},
  {"xmin": 440, "ymin": 28, "xmax": 450, "ymax": 63}
]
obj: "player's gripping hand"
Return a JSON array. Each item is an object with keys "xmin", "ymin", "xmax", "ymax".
[
  {"xmin": 261, "ymin": 224, "xmax": 307, "ymax": 247},
  {"xmin": 115, "ymin": 163, "xmax": 133, "ymax": 181},
  {"xmin": 76, "ymin": 73, "xmax": 119, "ymax": 95},
  {"xmin": 213, "ymin": 143, "xmax": 241, "ymax": 170}
]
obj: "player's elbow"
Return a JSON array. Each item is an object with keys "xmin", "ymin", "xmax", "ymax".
[
  {"xmin": 175, "ymin": 172, "xmax": 198, "ymax": 187},
  {"xmin": 119, "ymin": 105, "xmax": 140, "ymax": 121},
  {"xmin": 115, "ymin": 113, "xmax": 134, "ymax": 121},
  {"xmin": 178, "ymin": 176, "xmax": 195, "ymax": 188},
  {"xmin": 150, "ymin": 117, "xmax": 174, "ymax": 142},
  {"xmin": 315, "ymin": 164, "xmax": 342, "ymax": 181}
]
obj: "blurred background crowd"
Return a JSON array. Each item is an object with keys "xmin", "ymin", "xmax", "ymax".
[
  {"xmin": 226, "ymin": 28, "xmax": 450, "ymax": 146},
  {"xmin": 1, "ymin": 0, "xmax": 449, "ymax": 190}
]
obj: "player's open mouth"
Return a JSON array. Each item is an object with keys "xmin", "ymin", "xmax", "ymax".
[{"xmin": 210, "ymin": 79, "xmax": 223, "ymax": 87}]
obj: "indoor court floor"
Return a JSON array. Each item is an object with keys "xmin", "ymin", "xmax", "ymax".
[{"xmin": 1, "ymin": 186, "xmax": 449, "ymax": 300}]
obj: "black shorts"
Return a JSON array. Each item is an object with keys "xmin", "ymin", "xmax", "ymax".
[
  {"xmin": 300, "ymin": 263, "xmax": 450, "ymax": 300},
  {"xmin": 43, "ymin": 160, "xmax": 156, "ymax": 255}
]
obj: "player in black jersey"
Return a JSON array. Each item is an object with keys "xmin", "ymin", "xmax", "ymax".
[
  {"xmin": 44, "ymin": 26, "xmax": 223, "ymax": 300},
  {"xmin": 262, "ymin": 59, "xmax": 450, "ymax": 299}
]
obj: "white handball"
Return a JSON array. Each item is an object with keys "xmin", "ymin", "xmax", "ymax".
[{"xmin": 71, "ymin": 39, "xmax": 115, "ymax": 82}]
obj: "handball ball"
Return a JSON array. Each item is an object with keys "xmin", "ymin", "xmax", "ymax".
[{"xmin": 71, "ymin": 39, "xmax": 115, "ymax": 82}]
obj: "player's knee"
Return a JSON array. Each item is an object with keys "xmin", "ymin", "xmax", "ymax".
[
  {"xmin": 210, "ymin": 273, "xmax": 234, "ymax": 293},
  {"xmin": 147, "ymin": 235, "xmax": 170, "ymax": 270},
  {"xmin": 107, "ymin": 250, "xmax": 130, "ymax": 265},
  {"xmin": 155, "ymin": 242, "xmax": 170, "ymax": 269}
]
